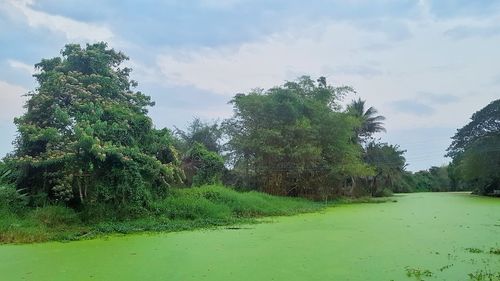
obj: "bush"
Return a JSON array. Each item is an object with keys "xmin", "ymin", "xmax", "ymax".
[
  {"xmin": 156, "ymin": 191, "xmax": 232, "ymax": 220},
  {"xmin": 375, "ymin": 187, "xmax": 393, "ymax": 197},
  {"xmin": 31, "ymin": 206, "xmax": 80, "ymax": 227},
  {"xmin": 153, "ymin": 185, "xmax": 321, "ymax": 220},
  {"xmin": 0, "ymin": 185, "xmax": 28, "ymax": 214}
]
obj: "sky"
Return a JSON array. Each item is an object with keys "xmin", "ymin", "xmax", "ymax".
[{"xmin": 0, "ymin": 0, "xmax": 499, "ymax": 171}]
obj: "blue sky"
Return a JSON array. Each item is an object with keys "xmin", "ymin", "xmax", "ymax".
[{"xmin": 1, "ymin": 0, "xmax": 499, "ymax": 171}]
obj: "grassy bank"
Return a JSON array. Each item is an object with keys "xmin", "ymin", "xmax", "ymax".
[{"xmin": 1, "ymin": 185, "xmax": 328, "ymax": 244}]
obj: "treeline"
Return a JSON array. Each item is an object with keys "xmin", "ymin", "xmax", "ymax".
[
  {"xmin": 0, "ymin": 43, "xmax": 498, "ymax": 220},
  {"xmin": 0, "ymin": 43, "xmax": 408, "ymax": 217},
  {"xmin": 394, "ymin": 100, "xmax": 500, "ymax": 195}
]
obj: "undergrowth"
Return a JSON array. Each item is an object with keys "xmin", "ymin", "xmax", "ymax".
[{"xmin": 1, "ymin": 185, "xmax": 354, "ymax": 244}]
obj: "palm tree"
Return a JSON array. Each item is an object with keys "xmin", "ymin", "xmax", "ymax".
[{"xmin": 347, "ymin": 98, "xmax": 386, "ymax": 142}]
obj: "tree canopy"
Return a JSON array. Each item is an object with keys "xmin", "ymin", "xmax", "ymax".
[
  {"xmin": 8, "ymin": 43, "xmax": 183, "ymax": 213},
  {"xmin": 346, "ymin": 98, "xmax": 386, "ymax": 143},
  {"xmin": 224, "ymin": 76, "xmax": 372, "ymax": 198},
  {"xmin": 446, "ymin": 99, "xmax": 500, "ymax": 195}
]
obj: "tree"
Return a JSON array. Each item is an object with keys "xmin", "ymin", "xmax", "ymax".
[
  {"xmin": 446, "ymin": 99, "xmax": 500, "ymax": 195},
  {"xmin": 8, "ymin": 43, "xmax": 183, "ymax": 212},
  {"xmin": 183, "ymin": 142, "xmax": 224, "ymax": 186},
  {"xmin": 175, "ymin": 118, "xmax": 222, "ymax": 154},
  {"xmin": 446, "ymin": 99, "xmax": 500, "ymax": 158},
  {"xmin": 346, "ymin": 98, "xmax": 386, "ymax": 142},
  {"xmin": 363, "ymin": 141, "xmax": 406, "ymax": 196},
  {"xmin": 458, "ymin": 135, "xmax": 500, "ymax": 195},
  {"xmin": 224, "ymin": 76, "xmax": 372, "ymax": 199}
]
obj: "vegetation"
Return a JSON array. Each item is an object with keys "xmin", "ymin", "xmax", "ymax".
[
  {"xmin": 346, "ymin": 97, "xmax": 386, "ymax": 143},
  {"xmin": 1, "ymin": 42, "xmax": 498, "ymax": 245},
  {"xmin": 222, "ymin": 77, "xmax": 390, "ymax": 198},
  {"xmin": 0, "ymin": 184, "xmax": 323, "ymax": 243},
  {"xmin": 5, "ymin": 43, "xmax": 183, "ymax": 215},
  {"xmin": 446, "ymin": 99, "xmax": 500, "ymax": 195}
]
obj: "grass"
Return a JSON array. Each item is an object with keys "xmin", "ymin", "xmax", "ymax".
[{"xmin": 0, "ymin": 185, "xmax": 342, "ymax": 244}]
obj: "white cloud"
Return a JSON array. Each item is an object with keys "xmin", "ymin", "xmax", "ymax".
[
  {"xmin": 7, "ymin": 59, "xmax": 35, "ymax": 75},
  {"xmin": 3, "ymin": 0, "xmax": 114, "ymax": 42},
  {"xmin": 156, "ymin": 16, "xmax": 500, "ymax": 133},
  {"xmin": 157, "ymin": 23, "xmax": 385, "ymax": 95},
  {"xmin": 0, "ymin": 80, "xmax": 26, "ymax": 122}
]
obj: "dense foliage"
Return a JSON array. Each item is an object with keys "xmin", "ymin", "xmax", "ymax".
[
  {"xmin": 6, "ymin": 43, "xmax": 183, "ymax": 213},
  {"xmin": 223, "ymin": 77, "xmax": 373, "ymax": 199},
  {"xmin": 346, "ymin": 98, "xmax": 386, "ymax": 143},
  {"xmin": 174, "ymin": 118, "xmax": 222, "ymax": 154},
  {"xmin": 362, "ymin": 142, "xmax": 406, "ymax": 196},
  {"xmin": 4, "ymin": 42, "xmax": 497, "ymax": 244},
  {"xmin": 183, "ymin": 142, "xmax": 224, "ymax": 187},
  {"xmin": 446, "ymin": 99, "xmax": 500, "ymax": 195}
]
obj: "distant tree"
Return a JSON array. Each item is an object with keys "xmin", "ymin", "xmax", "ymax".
[
  {"xmin": 363, "ymin": 141, "xmax": 406, "ymax": 196},
  {"xmin": 7, "ymin": 43, "xmax": 183, "ymax": 212},
  {"xmin": 347, "ymin": 98, "xmax": 386, "ymax": 142},
  {"xmin": 183, "ymin": 142, "xmax": 224, "ymax": 186},
  {"xmin": 175, "ymin": 118, "xmax": 222, "ymax": 154}
]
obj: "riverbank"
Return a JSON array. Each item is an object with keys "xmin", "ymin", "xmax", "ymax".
[{"xmin": 0, "ymin": 185, "xmax": 391, "ymax": 244}]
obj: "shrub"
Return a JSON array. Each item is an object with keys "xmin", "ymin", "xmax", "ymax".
[
  {"xmin": 156, "ymin": 192, "xmax": 232, "ymax": 220},
  {"xmin": 31, "ymin": 206, "xmax": 80, "ymax": 227},
  {"xmin": 0, "ymin": 185, "xmax": 28, "ymax": 214}
]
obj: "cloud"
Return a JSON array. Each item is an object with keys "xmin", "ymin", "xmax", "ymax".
[
  {"xmin": 0, "ymin": 80, "xmax": 26, "ymax": 122},
  {"xmin": 444, "ymin": 25, "xmax": 500, "ymax": 39},
  {"xmin": 390, "ymin": 100, "xmax": 435, "ymax": 116},
  {"xmin": 418, "ymin": 92, "xmax": 459, "ymax": 104},
  {"xmin": 156, "ymin": 22, "xmax": 388, "ymax": 95},
  {"xmin": 324, "ymin": 65, "xmax": 384, "ymax": 78},
  {"xmin": 7, "ymin": 59, "xmax": 35, "ymax": 75},
  {"xmin": 2, "ymin": 0, "xmax": 114, "ymax": 42}
]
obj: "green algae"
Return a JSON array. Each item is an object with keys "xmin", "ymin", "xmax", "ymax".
[{"xmin": 0, "ymin": 193, "xmax": 498, "ymax": 281}]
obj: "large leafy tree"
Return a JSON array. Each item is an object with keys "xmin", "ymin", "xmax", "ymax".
[
  {"xmin": 446, "ymin": 99, "xmax": 500, "ymax": 158},
  {"xmin": 224, "ymin": 76, "xmax": 372, "ymax": 198},
  {"xmin": 9, "ymin": 43, "xmax": 183, "ymax": 211},
  {"xmin": 346, "ymin": 98, "xmax": 386, "ymax": 142},
  {"xmin": 446, "ymin": 99, "xmax": 500, "ymax": 195}
]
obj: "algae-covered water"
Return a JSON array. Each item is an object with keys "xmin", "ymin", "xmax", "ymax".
[{"xmin": 1, "ymin": 193, "xmax": 499, "ymax": 281}]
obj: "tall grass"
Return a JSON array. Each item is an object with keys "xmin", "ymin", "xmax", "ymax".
[{"xmin": 1, "ymin": 185, "xmax": 324, "ymax": 244}]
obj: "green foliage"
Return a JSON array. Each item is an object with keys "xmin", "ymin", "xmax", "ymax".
[
  {"xmin": 31, "ymin": 206, "xmax": 80, "ymax": 227},
  {"xmin": 183, "ymin": 143, "xmax": 225, "ymax": 186},
  {"xmin": 346, "ymin": 98, "xmax": 386, "ymax": 143},
  {"xmin": 363, "ymin": 141, "xmax": 406, "ymax": 196},
  {"xmin": 467, "ymin": 270, "xmax": 500, "ymax": 281},
  {"xmin": 0, "ymin": 186, "xmax": 28, "ymax": 214},
  {"xmin": 409, "ymin": 166, "xmax": 452, "ymax": 192},
  {"xmin": 447, "ymin": 99, "xmax": 500, "ymax": 159},
  {"xmin": 404, "ymin": 267, "xmax": 433, "ymax": 281},
  {"xmin": 447, "ymin": 99, "xmax": 500, "ymax": 195},
  {"xmin": 175, "ymin": 118, "xmax": 222, "ymax": 153},
  {"xmin": 490, "ymin": 248, "xmax": 500, "ymax": 255},
  {"xmin": 459, "ymin": 135, "xmax": 500, "ymax": 195},
  {"xmin": 224, "ymin": 76, "xmax": 372, "ymax": 198},
  {"xmin": 465, "ymin": 247, "xmax": 484, "ymax": 254},
  {"xmin": 7, "ymin": 43, "xmax": 183, "ymax": 210},
  {"xmin": 0, "ymin": 185, "xmax": 323, "ymax": 243}
]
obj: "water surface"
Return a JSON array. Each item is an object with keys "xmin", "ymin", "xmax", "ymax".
[{"xmin": 1, "ymin": 193, "xmax": 499, "ymax": 280}]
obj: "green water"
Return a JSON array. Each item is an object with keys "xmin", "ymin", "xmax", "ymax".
[{"xmin": 1, "ymin": 193, "xmax": 499, "ymax": 281}]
